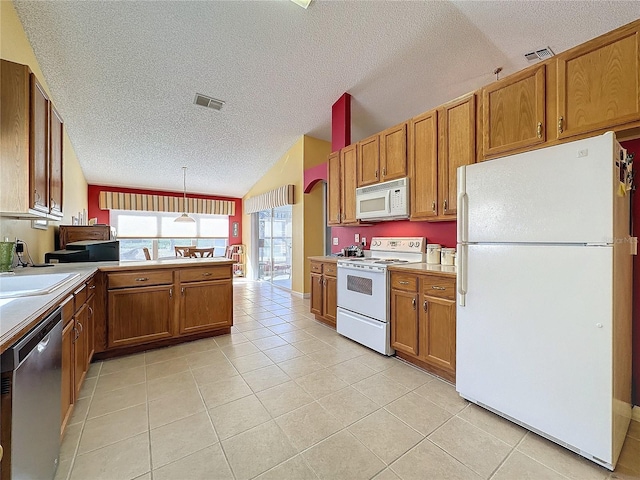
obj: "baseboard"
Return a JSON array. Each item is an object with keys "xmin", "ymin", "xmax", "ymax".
[{"xmin": 633, "ymin": 405, "xmax": 640, "ymax": 422}]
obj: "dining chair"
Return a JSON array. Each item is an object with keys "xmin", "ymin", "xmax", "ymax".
[
  {"xmin": 142, "ymin": 247, "xmax": 151, "ymax": 260},
  {"xmin": 188, "ymin": 247, "xmax": 214, "ymax": 258},
  {"xmin": 174, "ymin": 246, "xmax": 192, "ymax": 257}
]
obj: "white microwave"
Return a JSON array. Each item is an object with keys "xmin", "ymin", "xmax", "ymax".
[{"xmin": 356, "ymin": 177, "xmax": 409, "ymax": 221}]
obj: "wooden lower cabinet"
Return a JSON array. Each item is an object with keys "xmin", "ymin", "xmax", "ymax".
[
  {"xmin": 309, "ymin": 260, "xmax": 337, "ymax": 327},
  {"xmin": 390, "ymin": 271, "xmax": 456, "ymax": 382},
  {"xmin": 108, "ymin": 285, "xmax": 174, "ymax": 348},
  {"xmin": 179, "ymin": 279, "xmax": 232, "ymax": 334}
]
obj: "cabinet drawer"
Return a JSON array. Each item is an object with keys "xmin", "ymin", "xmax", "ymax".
[
  {"xmin": 310, "ymin": 262, "xmax": 323, "ymax": 274},
  {"xmin": 391, "ymin": 273, "xmax": 418, "ymax": 292},
  {"xmin": 74, "ymin": 283, "xmax": 87, "ymax": 312},
  {"xmin": 323, "ymin": 262, "xmax": 337, "ymax": 277},
  {"xmin": 180, "ymin": 266, "xmax": 230, "ymax": 283},
  {"xmin": 61, "ymin": 295, "xmax": 75, "ymax": 326},
  {"xmin": 108, "ymin": 270, "xmax": 173, "ymax": 289},
  {"xmin": 421, "ymin": 276, "xmax": 455, "ymax": 300}
]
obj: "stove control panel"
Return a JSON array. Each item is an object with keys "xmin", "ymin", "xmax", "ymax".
[{"xmin": 370, "ymin": 237, "xmax": 425, "ymax": 253}]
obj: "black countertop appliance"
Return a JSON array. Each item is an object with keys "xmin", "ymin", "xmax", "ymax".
[{"xmin": 45, "ymin": 240, "xmax": 119, "ymax": 263}]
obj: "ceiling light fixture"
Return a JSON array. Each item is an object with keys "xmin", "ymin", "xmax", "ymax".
[
  {"xmin": 175, "ymin": 166, "xmax": 195, "ymax": 223},
  {"xmin": 290, "ymin": 0, "xmax": 312, "ymax": 8}
]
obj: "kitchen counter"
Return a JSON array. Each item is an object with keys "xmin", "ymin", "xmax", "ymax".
[
  {"xmin": 0, "ymin": 257, "xmax": 234, "ymax": 354},
  {"xmin": 388, "ymin": 262, "xmax": 457, "ymax": 278},
  {"xmin": 308, "ymin": 256, "xmax": 339, "ymax": 262}
]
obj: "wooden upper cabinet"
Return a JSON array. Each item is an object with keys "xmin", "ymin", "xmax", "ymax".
[
  {"xmin": 557, "ymin": 23, "xmax": 640, "ymax": 139},
  {"xmin": 409, "ymin": 110, "xmax": 438, "ymax": 219},
  {"xmin": 357, "ymin": 134, "xmax": 379, "ymax": 187},
  {"xmin": 341, "ymin": 144, "xmax": 359, "ymax": 224},
  {"xmin": 327, "ymin": 152, "xmax": 341, "ymax": 226},
  {"xmin": 438, "ymin": 93, "xmax": 476, "ymax": 219},
  {"xmin": 380, "ymin": 122, "xmax": 408, "ymax": 181},
  {"xmin": 30, "ymin": 74, "xmax": 49, "ymax": 214},
  {"xmin": 483, "ymin": 65, "xmax": 546, "ymax": 157},
  {"xmin": 49, "ymin": 105, "xmax": 63, "ymax": 217}
]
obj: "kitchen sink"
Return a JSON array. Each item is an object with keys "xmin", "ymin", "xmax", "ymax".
[{"xmin": 0, "ymin": 273, "xmax": 80, "ymax": 299}]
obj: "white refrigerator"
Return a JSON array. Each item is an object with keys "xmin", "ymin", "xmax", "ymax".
[{"xmin": 456, "ymin": 132, "xmax": 634, "ymax": 470}]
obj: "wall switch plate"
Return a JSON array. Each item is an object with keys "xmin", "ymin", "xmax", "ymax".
[
  {"xmin": 362, "ymin": 237, "xmax": 367, "ymax": 246},
  {"xmin": 333, "ymin": 237, "xmax": 339, "ymax": 245},
  {"xmin": 354, "ymin": 233, "xmax": 360, "ymax": 243}
]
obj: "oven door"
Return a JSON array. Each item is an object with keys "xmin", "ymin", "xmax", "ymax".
[{"xmin": 337, "ymin": 264, "xmax": 388, "ymax": 322}]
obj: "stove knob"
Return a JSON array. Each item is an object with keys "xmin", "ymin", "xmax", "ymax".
[{"xmin": 409, "ymin": 241, "xmax": 414, "ymax": 247}]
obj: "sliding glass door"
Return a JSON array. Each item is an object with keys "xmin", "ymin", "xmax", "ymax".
[{"xmin": 257, "ymin": 205, "xmax": 292, "ymax": 289}]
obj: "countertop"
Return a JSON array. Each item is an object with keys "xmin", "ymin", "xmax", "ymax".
[
  {"xmin": 388, "ymin": 262, "xmax": 457, "ymax": 278},
  {"xmin": 308, "ymin": 256, "xmax": 339, "ymax": 262},
  {"xmin": 0, "ymin": 257, "xmax": 234, "ymax": 355}
]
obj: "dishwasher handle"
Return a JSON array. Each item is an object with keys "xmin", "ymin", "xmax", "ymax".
[{"xmin": 1, "ymin": 306, "xmax": 62, "ymax": 372}]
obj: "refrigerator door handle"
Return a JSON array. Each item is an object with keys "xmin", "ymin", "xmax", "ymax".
[
  {"xmin": 457, "ymin": 244, "xmax": 467, "ymax": 306},
  {"xmin": 457, "ymin": 166, "xmax": 468, "ymax": 243}
]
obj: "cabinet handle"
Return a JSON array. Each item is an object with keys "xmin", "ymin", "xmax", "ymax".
[
  {"xmin": 202, "ymin": 272, "xmax": 212, "ymax": 277},
  {"xmin": 432, "ymin": 201, "xmax": 436, "ymax": 213},
  {"xmin": 323, "ymin": 279, "xmax": 327, "ymax": 286},
  {"xmin": 375, "ymin": 169, "xmax": 379, "ymax": 179},
  {"xmin": 76, "ymin": 321, "xmax": 83, "ymax": 334},
  {"xmin": 181, "ymin": 287, "xmax": 185, "ymax": 295},
  {"xmin": 169, "ymin": 288, "xmax": 173, "ymax": 298},
  {"xmin": 319, "ymin": 277, "xmax": 323, "ymax": 285},
  {"xmin": 443, "ymin": 200, "xmax": 448, "ymax": 212},
  {"xmin": 73, "ymin": 326, "xmax": 79, "ymax": 342},
  {"xmin": 89, "ymin": 284, "xmax": 96, "ymax": 290},
  {"xmin": 412, "ymin": 298, "xmax": 416, "ymax": 309},
  {"xmin": 399, "ymin": 281, "xmax": 409, "ymax": 285},
  {"xmin": 382, "ymin": 168, "xmax": 386, "ymax": 177},
  {"xmin": 558, "ymin": 116, "xmax": 564, "ymax": 134},
  {"xmin": 537, "ymin": 122, "xmax": 542, "ymax": 138},
  {"xmin": 337, "ymin": 212, "xmax": 340, "ymax": 222},
  {"xmin": 50, "ymin": 198, "xmax": 56, "ymax": 208},
  {"xmin": 88, "ymin": 306, "xmax": 93, "ymax": 318},
  {"xmin": 423, "ymin": 301, "xmax": 428, "ymax": 312},
  {"xmin": 431, "ymin": 286, "xmax": 446, "ymax": 290},
  {"xmin": 135, "ymin": 277, "xmax": 149, "ymax": 282}
]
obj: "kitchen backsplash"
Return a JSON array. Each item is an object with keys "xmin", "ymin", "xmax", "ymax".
[{"xmin": 331, "ymin": 220, "xmax": 456, "ymax": 253}]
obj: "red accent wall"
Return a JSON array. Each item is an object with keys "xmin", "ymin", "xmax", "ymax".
[
  {"xmin": 332, "ymin": 93, "xmax": 351, "ymax": 152},
  {"xmin": 621, "ymin": 139, "xmax": 640, "ymax": 407},
  {"xmin": 331, "ymin": 221, "xmax": 456, "ymax": 252},
  {"xmin": 87, "ymin": 184, "xmax": 243, "ymax": 244},
  {"xmin": 303, "ymin": 163, "xmax": 327, "ymax": 193}
]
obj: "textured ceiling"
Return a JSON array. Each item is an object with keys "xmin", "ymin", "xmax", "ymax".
[{"xmin": 12, "ymin": 1, "xmax": 640, "ymax": 198}]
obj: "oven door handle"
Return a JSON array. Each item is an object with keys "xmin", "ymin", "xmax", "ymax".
[{"xmin": 337, "ymin": 264, "xmax": 384, "ymax": 273}]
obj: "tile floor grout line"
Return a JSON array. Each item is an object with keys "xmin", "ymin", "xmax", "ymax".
[{"xmin": 144, "ymin": 356, "xmax": 154, "ymax": 480}]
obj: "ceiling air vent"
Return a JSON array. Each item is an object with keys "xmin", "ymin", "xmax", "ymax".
[
  {"xmin": 525, "ymin": 47, "xmax": 555, "ymax": 62},
  {"xmin": 194, "ymin": 94, "xmax": 225, "ymax": 111}
]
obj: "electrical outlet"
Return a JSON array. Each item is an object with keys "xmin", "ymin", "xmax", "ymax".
[
  {"xmin": 332, "ymin": 237, "xmax": 339, "ymax": 245},
  {"xmin": 15, "ymin": 242, "xmax": 24, "ymax": 254},
  {"xmin": 362, "ymin": 237, "xmax": 367, "ymax": 246},
  {"xmin": 577, "ymin": 149, "xmax": 589, "ymax": 158},
  {"xmin": 354, "ymin": 233, "xmax": 360, "ymax": 243}
]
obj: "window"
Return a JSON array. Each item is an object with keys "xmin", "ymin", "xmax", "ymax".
[{"xmin": 110, "ymin": 210, "xmax": 229, "ymax": 260}]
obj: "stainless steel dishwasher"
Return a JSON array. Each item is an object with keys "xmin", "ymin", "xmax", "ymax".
[{"xmin": 1, "ymin": 306, "xmax": 62, "ymax": 480}]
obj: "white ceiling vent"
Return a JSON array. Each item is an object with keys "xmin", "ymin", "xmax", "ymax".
[
  {"xmin": 194, "ymin": 94, "xmax": 225, "ymax": 111},
  {"xmin": 525, "ymin": 47, "xmax": 555, "ymax": 62}
]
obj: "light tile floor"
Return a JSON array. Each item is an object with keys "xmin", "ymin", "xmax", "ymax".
[{"xmin": 56, "ymin": 279, "xmax": 640, "ymax": 480}]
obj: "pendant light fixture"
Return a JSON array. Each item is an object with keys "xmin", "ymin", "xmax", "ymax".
[{"xmin": 175, "ymin": 166, "xmax": 195, "ymax": 223}]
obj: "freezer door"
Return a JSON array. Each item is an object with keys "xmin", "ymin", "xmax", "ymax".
[
  {"xmin": 458, "ymin": 132, "xmax": 616, "ymax": 244},
  {"xmin": 457, "ymin": 244, "xmax": 613, "ymax": 464}
]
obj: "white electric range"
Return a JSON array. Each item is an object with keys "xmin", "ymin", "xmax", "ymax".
[{"xmin": 336, "ymin": 237, "xmax": 426, "ymax": 355}]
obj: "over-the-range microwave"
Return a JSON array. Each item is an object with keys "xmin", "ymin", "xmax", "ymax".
[{"xmin": 356, "ymin": 177, "xmax": 409, "ymax": 221}]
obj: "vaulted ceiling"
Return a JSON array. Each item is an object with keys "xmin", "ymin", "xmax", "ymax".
[{"xmin": 12, "ymin": 0, "xmax": 640, "ymax": 197}]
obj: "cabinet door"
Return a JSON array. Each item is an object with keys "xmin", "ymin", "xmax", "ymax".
[
  {"xmin": 390, "ymin": 289, "xmax": 419, "ymax": 356},
  {"xmin": 108, "ymin": 285, "xmax": 174, "ymax": 348},
  {"xmin": 357, "ymin": 135, "xmax": 379, "ymax": 187},
  {"xmin": 380, "ymin": 122, "xmax": 407, "ymax": 181},
  {"xmin": 327, "ymin": 152, "xmax": 342, "ymax": 226},
  {"xmin": 410, "ymin": 111, "xmax": 438, "ymax": 219},
  {"xmin": 49, "ymin": 105, "xmax": 63, "ymax": 217},
  {"xmin": 439, "ymin": 93, "xmax": 476, "ymax": 218},
  {"xmin": 30, "ymin": 74, "xmax": 49, "ymax": 214},
  {"xmin": 179, "ymin": 280, "xmax": 232, "ymax": 335},
  {"xmin": 557, "ymin": 25, "xmax": 640, "ymax": 139},
  {"xmin": 310, "ymin": 273, "xmax": 323, "ymax": 316},
  {"xmin": 61, "ymin": 319, "xmax": 75, "ymax": 434},
  {"xmin": 341, "ymin": 144, "xmax": 359, "ymax": 224},
  {"xmin": 323, "ymin": 275, "xmax": 337, "ymax": 326},
  {"xmin": 73, "ymin": 304, "xmax": 88, "ymax": 396},
  {"xmin": 483, "ymin": 65, "xmax": 546, "ymax": 156},
  {"xmin": 420, "ymin": 296, "xmax": 456, "ymax": 375}
]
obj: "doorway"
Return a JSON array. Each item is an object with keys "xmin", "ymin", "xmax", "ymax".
[{"xmin": 256, "ymin": 205, "xmax": 293, "ymax": 289}]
